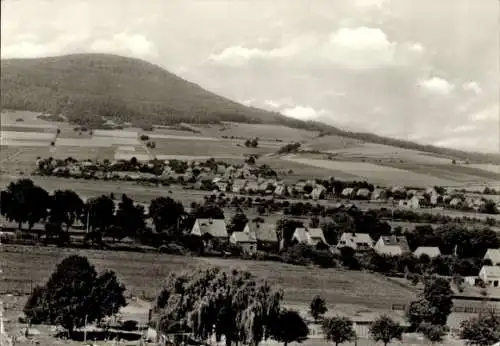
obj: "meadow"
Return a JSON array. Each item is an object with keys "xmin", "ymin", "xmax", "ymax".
[{"xmin": 0, "ymin": 245, "xmax": 416, "ymax": 310}]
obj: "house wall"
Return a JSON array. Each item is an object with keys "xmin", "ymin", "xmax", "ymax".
[
  {"xmin": 479, "ymin": 269, "xmax": 500, "ymax": 288},
  {"xmin": 240, "ymin": 242, "xmax": 257, "ymax": 255}
]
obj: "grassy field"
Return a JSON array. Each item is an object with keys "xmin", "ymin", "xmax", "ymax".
[
  {"xmin": 282, "ymin": 155, "xmax": 454, "ymax": 186},
  {"xmin": 0, "ymin": 245, "xmax": 416, "ymax": 309}
]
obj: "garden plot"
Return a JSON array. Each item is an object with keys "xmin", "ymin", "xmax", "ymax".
[
  {"xmin": 282, "ymin": 156, "xmax": 453, "ymax": 186},
  {"xmin": 93, "ymin": 129, "xmax": 139, "ymax": 138},
  {"xmin": 0, "ymin": 140, "xmax": 49, "ymax": 147},
  {"xmin": 0, "ymin": 131, "xmax": 56, "ymax": 142},
  {"xmin": 49, "ymin": 146, "xmax": 116, "ymax": 160},
  {"xmin": 0, "ymin": 125, "xmax": 57, "ymax": 133},
  {"xmin": 147, "ymin": 133, "xmax": 219, "ymax": 141},
  {"xmin": 55, "ymin": 138, "xmax": 112, "ymax": 147}
]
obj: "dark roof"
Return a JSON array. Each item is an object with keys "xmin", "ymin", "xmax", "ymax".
[
  {"xmin": 380, "ymin": 235, "xmax": 410, "ymax": 252},
  {"xmin": 247, "ymin": 223, "xmax": 278, "ymax": 243}
]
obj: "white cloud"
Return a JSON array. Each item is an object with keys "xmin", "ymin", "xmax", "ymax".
[
  {"xmin": 210, "ymin": 27, "xmax": 413, "ymax": 70},
  {"xmin": 354, "ymin": 0, "xmax": 388, "ymax": 8},
  {"xmin": 327, "ymin": 27, "xmax": 396, "ymax": 69},
  {"xmin": 417, "ymin": 77, "xmax": 454, "ymax": 95},
  {"xmin": 463, "ymin": 81, "xmax": 482, "ymax": 95},
  {"xmin": 469, "ymin": 105, "xmax": 498, "ymax": 122},
  {"xmin": 282, "ymin": 106, "xmax": 325, "ymax": 120},
  {"xmin": 90, "ymin": 33, "xmax": 158, "ymax": 59},
  {"xmin": 408, "ymin": 43, "xmax": 424, "ymax": 53}
]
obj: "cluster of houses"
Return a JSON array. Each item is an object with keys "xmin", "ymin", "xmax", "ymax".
[{"xmin": 187, "ymin": 217, "xmax": 443, "ymax": 260}]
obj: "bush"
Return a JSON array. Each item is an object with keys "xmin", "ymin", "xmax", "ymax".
[
  {"xmin": 120, "ymin": 320, "xmax": 138, "ymax": 331},
  {"xmin": 158, "ymin": 243, "xmax": 187, "ymax": 255}
]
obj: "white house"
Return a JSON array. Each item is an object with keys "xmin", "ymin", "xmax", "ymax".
[
  {"xmin": 341, "ymin": 187, "xmax": 355, "ymax": 198},
  {"xmin": 230, "ymin": 231, "xmax": 257, "ymax": 255},
  {"xmin": 484, "ymin": 249, "xmax": 500, "ymax": 266},
  {"xmin": 374, "ymin": 236, "xmax": 410, "ymax": 256},
  {"xmin": 356, "ymin": 188, "xmax": 371, "ymax": 199},
  {"xmin": 337, "ymin": 232, "xmax": 373, "ymax": 251},
  {"xmin": 191, "ymin": 219, "xmax": 228, "ymax": 239},
  {"xmin": 292, "ymin": 228, "xmax": 327, "ymax": 247},
  {"xmin": 311, "ymin": 185, "xmax": 326, "ymax": 200},
  {"xmin": 413, "ymin": 246, "xmax": 441, "ymax": 258},
  {"xmin": 479, "ymin": 265, "xmax": 500, "ymax": 288}
]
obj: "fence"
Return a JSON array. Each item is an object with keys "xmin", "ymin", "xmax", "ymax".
[{"xmin": 392, "ymin": 303, "xmax": 500, "ymax": 315}]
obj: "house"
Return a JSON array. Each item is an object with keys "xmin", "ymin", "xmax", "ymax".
[
  {"xmin": 292, "ymin": 227, "xmax": 327, "ymax": 247},
  {"xmin": 341, "ymin": 187, "xmax": 355, "ymax": 198},
  {"xmin": 336, "ymin": 232, "xmax": 373, "ymax": 251},
  {"xmin": 215, "ymin": 181, "xmax": 228, "ymax": 192},
  {"xmin": 191, "ymin": 219, "xmax": 228, "ymax": 246},
  {"xmin": 484, "ymin": 249, "xmax": 500, "ymax": 266},
  {"xmin": 371, "ymin": 188, "xmax": 386, "ymax": 200},
  {"xmin": 430, "ymin": 194, "xmax": 441, "ymax": 206},
  {"xmin": 399, "ymin": 196, "xmax": 424, "ymax": 209},
  {"xmin": 216, "ymin": 165, "xmax": 227, "ymax": 175},
  {"xmin": 356, "ymin": 188, "xmax": 371, "ymax": 199},
  {"xmin": 295, "ymin": 181, "xmax": 307, "ymax": 193},
  {"xmin": 244, "ymin": 222, "xmax": 279, "ymax": 252},
  {"xmin": 479, "ymin": 265, "xmax": 500, "ymax": 288},
  {"xmin": 449, "ymin": 197, "xmax": 462, "ymax": 207},
  {"xmin": 230, "ymin": 231, "xmax": 257, "ymax": 255},
  {"xmin": 274, "ymin": 184, "xmax": 286, "ymax": 196},
  {"xmin": 374, "ymin": 235, "xmax": 410, "ymax": 256},
  {"xmin": 311, "ymin": 185, "xmax": 326, "ymax": 200},
  {"xmin": 231, "ymin": 179, "xmax": 247, "ymax": 193},
  {"xmin": 245, "ymin": 181, "xmax": 260, "ymax": 193},
  {"xmin": 413, "ymin": 246, "xmax": 441, "ymax": 258}
]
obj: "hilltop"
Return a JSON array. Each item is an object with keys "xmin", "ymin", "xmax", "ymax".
[{"xmin": 1, "ymin": 53, "xmax": 498, "ymax": 163}]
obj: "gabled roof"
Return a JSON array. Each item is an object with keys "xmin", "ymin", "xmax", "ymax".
[
  {"xmin": 379, "ymin": 235, "xmax": 410, "ymax": 252},
  {"xmin": 480, "ymin": 265, "xmax": 500, "ymax": 278},
  {"xmin": 308, "ymin": 228, "xmax": 326, "ymax": 242},
  {"xmin": 193, "ymin": 219, "xmax": 228, "ymax": 238},
  {"xmin": 413, "ymin": 246, "xmax": 441, "ymax": 258},
  {"xmin": 293, "ymin": 228, "xmax": 309, "ymax": 243},
  {"xmin": 484, "ymin": 249, "xmax": 500, "ymax": 263},
  {"xmin": 339, "ymin": 232, "xmax": 373, "ymax": 244},
  {"xmin": 231, "ymin": 231, "xmax": 257, "ymax": 243},
  {"xmin": 246, "ymin": 223, "xmax": 278, "ymax": 243},
  {"xmin": 356, "ymin": 188, "xmax": 371, "ymax": 196}
]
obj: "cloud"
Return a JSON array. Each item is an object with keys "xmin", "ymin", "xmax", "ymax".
[
  {"xmin": 90, "ymin": 33, "xmax": 158, "ymax": 59},
  {"xmin": 463, "ymin": 81, "xmax": 482, "ymax": 95},
  {"xmin": 209, "ymin": 27, "xmax": 419, "ymax": 70},
  {"xmin": 354, "ymin": 0, "xmax": 388, "ymax": 8},
  {"xmin": 417, "ymin": 77, "xmax": 455, "ymax": 95},
  {"xmin": 282, "ymin": 106, "xmax": 325, "ymax": 120},
  {"xmin": 469, "ymin": 105, "xmax": 498, "ymax": 122}
]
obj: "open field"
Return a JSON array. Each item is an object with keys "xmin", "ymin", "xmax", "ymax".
[
  {"xmin": 0, "ymin": 245, "xmax": 416, "ymax": 309},
  {"xmin": 463, "ymin": 163, "xmax": 500, "ymax": 175},
  {"xmin": 195, "ymin": 122, "xmax": 320, "ymax": 142},
  {"xmin": 318, "ymin": 142, "xmax": 455, "ymax": 164},
  {"xmin": 2, "ymin": 110, "xmax": 499, "ymax": 189},
  {"xmin": 282, "ymin": 155, "xmax": 454, "ymax": 186}
]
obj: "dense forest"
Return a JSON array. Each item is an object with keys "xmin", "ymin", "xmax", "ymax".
[{"xmin": 2, "ymin": 53, "xmax": 498, "ymax": 163}]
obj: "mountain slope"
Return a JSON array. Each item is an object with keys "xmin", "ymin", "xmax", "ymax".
[{"xmin": 1, "ymin": 53, "xmax": 498, "ymax": 163}]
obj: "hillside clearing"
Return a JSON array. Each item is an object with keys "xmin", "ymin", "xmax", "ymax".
[{"xmin": 282, "ymin": 155, "xmax": 453, "ymax": 186}]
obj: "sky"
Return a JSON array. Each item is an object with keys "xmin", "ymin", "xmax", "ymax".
[{"xmin": 1, "ymin": 0, "xmax": 499, "ymax": 153}]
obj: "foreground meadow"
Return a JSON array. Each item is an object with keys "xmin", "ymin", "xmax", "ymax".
[{"xmin": 0, "ymin": 245, "xmax": 416, "ymax": 310}]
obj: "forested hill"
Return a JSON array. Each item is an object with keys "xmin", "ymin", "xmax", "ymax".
[{"xmin": 1, "ymin": 53, "xmax": 498, "ymax": 163}]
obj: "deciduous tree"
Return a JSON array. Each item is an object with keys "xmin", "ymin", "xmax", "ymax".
[
  {"xmin": 459, "ymin": 311, "xmax": 500, "ymax": 346},
  {"xmin": 310, "ymin": 295, "xmax": 328, "ymax": 322},
  {"xmin": 149, "ymin": 196, "xmax": 185, "ymax": 233},
  {"xmin": 369, "ymin": 315, "xmax": 403, "ymax": 346},
  {"xmin": 23, "ymin": 255, "xmax": 126, "ymax": 337},
  {"xmin": 322, "ymin": 316, "xmax": 357, "ymax": 346},
  {"xmin": 271, "ymin": 309, "xmax": 309, "ymax": 346}
]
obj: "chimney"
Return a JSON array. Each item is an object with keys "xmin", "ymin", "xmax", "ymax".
[{"xmin": 209, "ymin": 218, "xmax": 213, "ymax": 224}]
